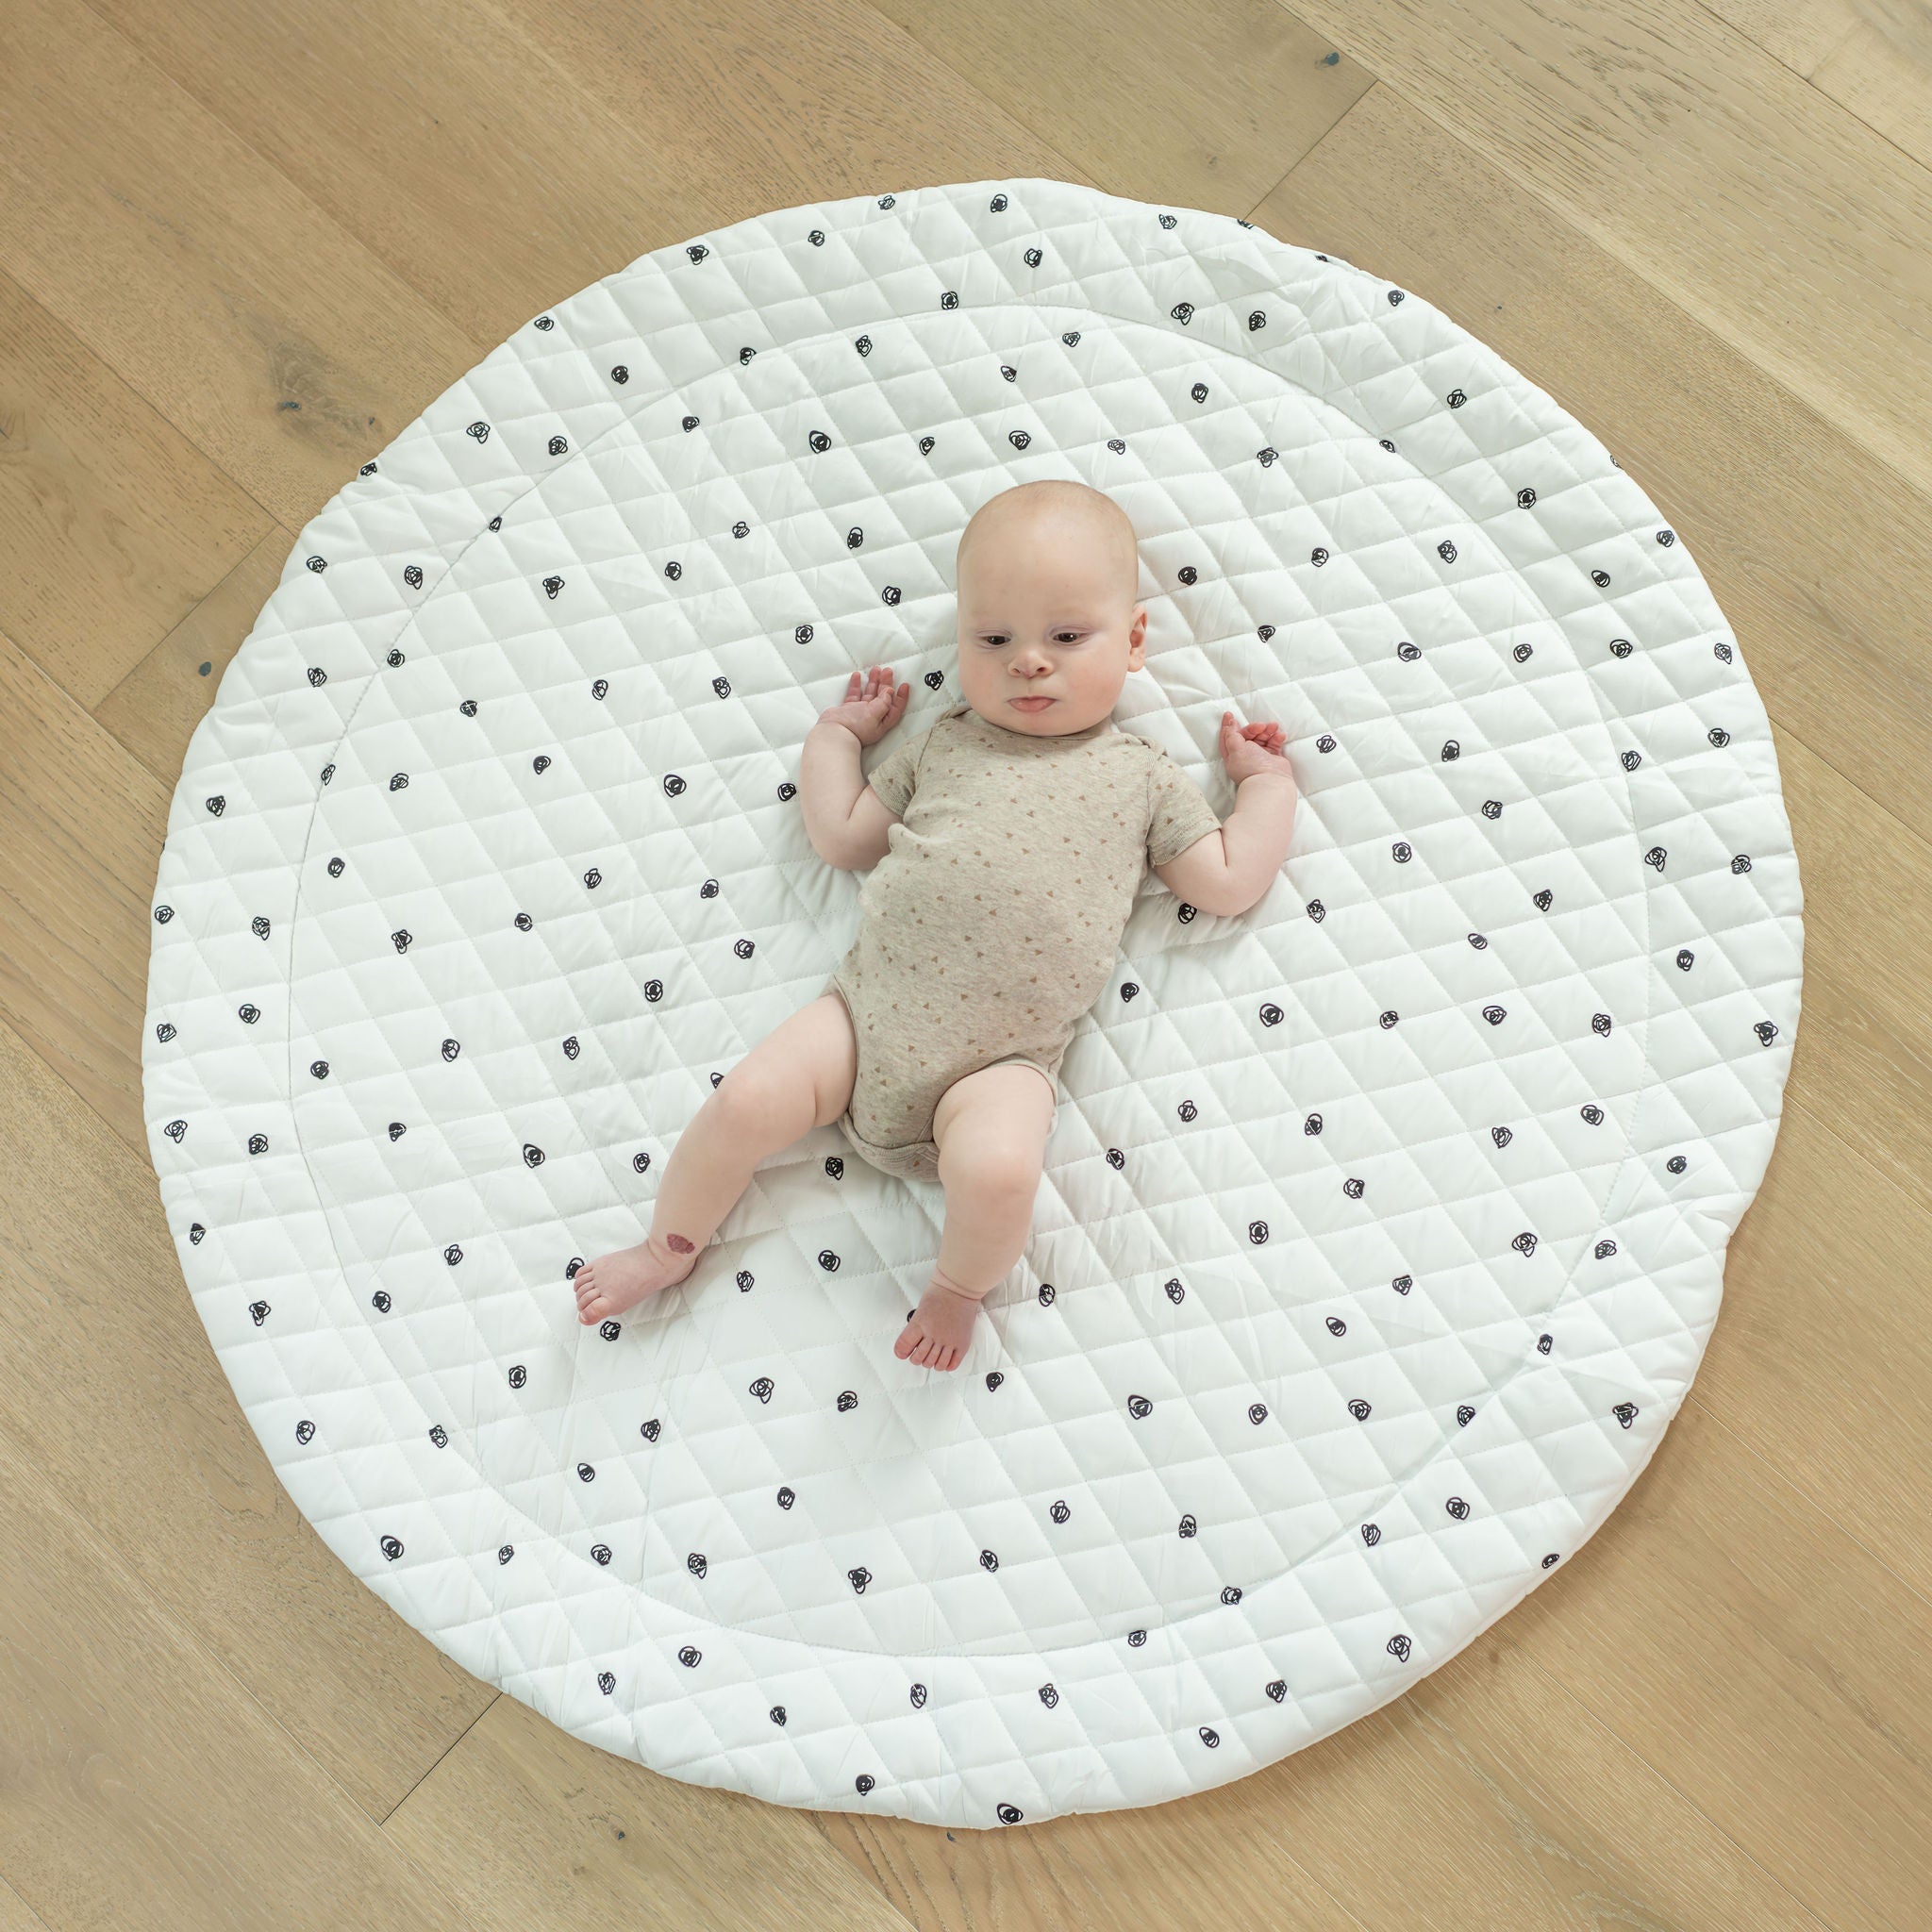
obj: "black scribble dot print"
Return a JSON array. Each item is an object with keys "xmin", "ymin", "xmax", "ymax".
[{"xmin": 141, "ymin": 187, "xmax": 1800, "ymax": 1835}]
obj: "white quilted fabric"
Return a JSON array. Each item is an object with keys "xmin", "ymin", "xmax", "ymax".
[{"xmin": 142, "ymin": 178, "xmax": 1804, "ymax": 1829}]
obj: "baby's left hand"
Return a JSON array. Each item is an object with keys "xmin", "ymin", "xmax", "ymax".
[{"xmin": 1218, "ymin": 710, "xmax": 1295, "ymax": 785}]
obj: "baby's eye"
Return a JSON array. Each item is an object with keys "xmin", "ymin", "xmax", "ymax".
[{"xmin": 1054, "ymin": 631, "xmax": 1085, "ymax": 644}]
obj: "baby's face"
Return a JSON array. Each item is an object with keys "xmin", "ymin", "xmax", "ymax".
[{"xmin": 954, "ymin": 516, "xmax": 1147, "ymax": 736}]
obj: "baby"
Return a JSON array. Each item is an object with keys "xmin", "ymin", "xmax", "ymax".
[{"xmin": 573, "ymin": 478, "xmax": 1299, "ymax": 1369}]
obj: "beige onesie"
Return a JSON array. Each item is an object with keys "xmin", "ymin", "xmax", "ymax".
[{"xmin": 824, "ymin": 700, "xmax": 1224, "ymax": 1182}]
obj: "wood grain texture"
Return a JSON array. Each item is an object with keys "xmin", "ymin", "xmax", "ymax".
[
  {"xmin": 0, "ymin": 1876, "xmax": 53, "ymax": 1932},
  {"xmin": 83, "ymin": 0, "xmax": 1077, "ymax": 353},
  {"xmin": 0, "ymin": 268, "xmax": 272, "ymax": 710},
  {"xmin": 0, "ymin": 0, "xmax": 472, "ymax": 526},
  {"xmin": 1268, "ymin": 0, "xmax": 1932, "ymax": 500},
  {"xmin": 867, "ymin": 0, "xmax": 1374, "ymax": 213},
  {"xmin": 0, "ymin": 1351, "xmax": 480, "ymax": 1932},
  {"xmin": 1, "ymin": 0, "xmax": 1921, "ymax": 1923},
  {"xmin": 0, "ymin": 632, "xmax": 169, "ymax": 1149},
  {"xmin": 1707, "ymin": 0, "xmax": 1932, "ymax": 171},
  {"xmin": 93, "ymin": 526, "xmax": 293, "ymax": 789}
]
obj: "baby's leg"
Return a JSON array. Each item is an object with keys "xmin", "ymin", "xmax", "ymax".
[
  {"xmin": 575, "ymin": 991, "xmax": 858, "ymax": 1324},
  {"xmin": 893, "ymin": 1063, "xmax": 1056, "ymax": 1372}
]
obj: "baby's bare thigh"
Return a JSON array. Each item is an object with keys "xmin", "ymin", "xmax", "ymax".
[
  {"xmin": 727, "ymin": 991, "xmax": 858, "ymax": 1132},
  {"xmin": 931, "ymin": 1062, "xmax": 1057, "ymax": 1186}
]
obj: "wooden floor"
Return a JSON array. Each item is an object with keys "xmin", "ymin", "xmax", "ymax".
[{"xmin": 2, "ymin": 0, "xmax": 1928, "ymax": 1924}]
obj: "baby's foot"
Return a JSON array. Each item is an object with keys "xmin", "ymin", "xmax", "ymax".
[
  {"xmin": 893, "ymin": 1272, "xmax": 986, "ymax": 1372},
  {"xmin": 574, "ymin": 1229, "xmax": 702, "ymax": 1324}
]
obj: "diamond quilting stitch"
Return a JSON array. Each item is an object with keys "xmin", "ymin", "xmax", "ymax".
[{"xmin": 143, "ymin": 176, "xmax": 1800, "ymax": 1830}]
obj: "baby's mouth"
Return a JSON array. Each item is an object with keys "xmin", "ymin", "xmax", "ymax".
[{"xmin": 1008, "ymin": 694, "xmax": 1056, "ymax": 708}]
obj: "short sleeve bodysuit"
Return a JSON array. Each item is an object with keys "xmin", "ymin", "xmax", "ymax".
[{"xmin": 824, "ymin": 701, "xmax": 1224, "ymax": 1182}]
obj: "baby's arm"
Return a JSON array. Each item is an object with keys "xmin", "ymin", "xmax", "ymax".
[
  {"xmin": 1153, "ymin": 713, "xmax": 1298, "ymax": 917},
  {"xmin": 801, "ymin": 665, "xmax": 909, "ymax": 870}
]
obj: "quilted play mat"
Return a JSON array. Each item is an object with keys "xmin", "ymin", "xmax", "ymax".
[{"xmin": 142, "ymin": 177, "xmax": 1803, "ymax": 1829}]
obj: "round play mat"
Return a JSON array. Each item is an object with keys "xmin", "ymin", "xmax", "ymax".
[{"xmin": 142, "ymin": 177, "xmax": 1803, "ymax": 1828}]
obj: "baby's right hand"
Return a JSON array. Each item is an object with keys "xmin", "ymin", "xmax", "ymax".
[{"xmin": 820, "ymin": 664, "xmax": 910, "ymax": 747}]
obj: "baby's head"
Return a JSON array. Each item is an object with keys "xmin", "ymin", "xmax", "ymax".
[{"xmin": 954, "ymin": 479, "xmax": 1146, "ymax": 736}]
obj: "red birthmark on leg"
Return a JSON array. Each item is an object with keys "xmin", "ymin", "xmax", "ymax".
[{"xmin": 665, "ymin": 1233, "xmax": 695, "ymax": 1254}]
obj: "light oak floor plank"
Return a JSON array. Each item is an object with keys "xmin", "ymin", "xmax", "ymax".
[
  {"xmin": 1266, "ymin": 0, "xmax": 1932, "ymax": 501},
  {"xmin": 0, "ymin": 631, "xmax": 170, "ymax": 1149},
  {"xmin": 866, "ymin": 0, "xmax": 1374, "ymax": 215},
  {"xmin": 1704, "ymin": 0, "xmax": 1932, "ymax": 171},
  {"xmin": 92, "ymin": 525, "xmax": 292, "ymax": 786},
  {"xmin": 0, "ymin": 1877, "xmax": 53, "ymax": 1932},
  {"xmin": 0, "ymin": 1385, "xmax": 480, "ymax": 1932},
  {"xmin": 498, "ymin": 0, "xmax": 1096, "ymax": 212},
  {"xmin": 0, "ymin": 0, "xmax": 475, "ymax": 526},
  {"xmin": 0, "ymin": 266, "xmax": 273, "ymax": 709},
  {"xmin": 86, "ymin": 0, "xmax": 1097, "ymax": 363}
]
